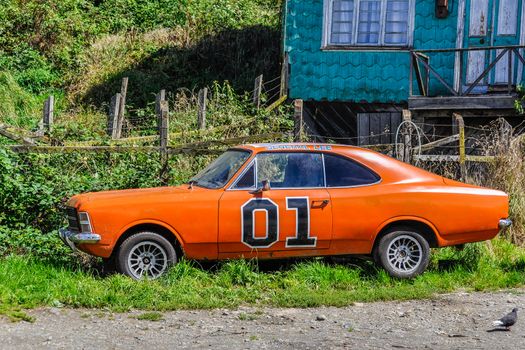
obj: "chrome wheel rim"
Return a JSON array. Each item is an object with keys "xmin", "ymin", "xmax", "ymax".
[
  {"xmin": 127, "ymin": 241, "xmax": 167, "ymax": 279},
  {"xmin": 387, "ymin": 235, "xmax": 422, "ymax": 274}
]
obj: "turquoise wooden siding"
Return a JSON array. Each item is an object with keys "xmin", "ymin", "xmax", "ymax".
[{"xmin": 284, "ymin": 0, "xmax": 460, "ymax": 102}]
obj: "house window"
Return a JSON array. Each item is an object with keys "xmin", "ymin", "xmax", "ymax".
[{"xmin": 326, "ymin": 0, "xmax": 414, "ymax": 47}]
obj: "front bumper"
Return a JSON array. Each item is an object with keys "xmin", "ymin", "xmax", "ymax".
[{"xmin": 59, "ymin": 228, "xmax": 101, "ymax": 251}]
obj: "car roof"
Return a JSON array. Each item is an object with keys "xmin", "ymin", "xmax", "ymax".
[
  {"xmin": 237, "ymin": 143, "xmax": 356, "ymax": 152},
  {"xmin": 234, "ymin": 143, "xmax": 443, "ymax": 185}
]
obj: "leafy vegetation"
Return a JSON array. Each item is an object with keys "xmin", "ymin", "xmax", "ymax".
[
  {"xmin": 0, "ymin": 0, "xmax": 282, "ymax": 109},
  {"xmin": 516, "ymin": 85, "xmax": 525, "ymax": 114}
]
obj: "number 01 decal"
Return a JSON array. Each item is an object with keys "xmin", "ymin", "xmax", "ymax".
[{"xmin": 241, "ymin": 197, "xmax": 317, "ymax": 249}]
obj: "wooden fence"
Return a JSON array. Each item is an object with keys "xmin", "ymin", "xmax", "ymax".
[{"xmin": 0, "ymin": 73, "xmax": 292, "ymax": 182}]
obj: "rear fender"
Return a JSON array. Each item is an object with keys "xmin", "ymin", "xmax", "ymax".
[{"xmin": 375, "ymin": 216, "xmax": 443, "ymax": 246}]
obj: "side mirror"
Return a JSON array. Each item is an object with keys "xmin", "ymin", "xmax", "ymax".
[{"xmin": 249, "ymin": 180, "xmax": 271, "ymax": 195}]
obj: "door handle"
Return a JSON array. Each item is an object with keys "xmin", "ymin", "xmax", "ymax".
[{"xmin": 311, "ymin": 199, "xmax": 329, "ymax": 209}]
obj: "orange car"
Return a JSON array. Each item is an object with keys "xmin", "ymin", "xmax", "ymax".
[{"xmin": 59, "ymin": 143, "xmax": 511, "ymax": 279}]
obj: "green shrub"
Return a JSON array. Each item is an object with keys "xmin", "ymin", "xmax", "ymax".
[
  {"xmin": 0, "ymin": 226, "xmax": 74, "ymax": 265},
  {"xmin": 515, "ymin": 85, "xmax": 524, "ymax": 114},
  {"xmin": 0, "ymin": 148, "xmax": 163, "ymax": 231}
]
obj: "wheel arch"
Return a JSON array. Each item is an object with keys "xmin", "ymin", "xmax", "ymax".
[
  {"xmin": 112, "ymin": 221, "xmax": 184, "ymax": 258},
  {"xmin": 373, "ymin": 217, "xmax": 440, "ymax": 252}
]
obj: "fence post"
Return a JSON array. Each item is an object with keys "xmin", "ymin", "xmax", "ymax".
[
  {"xmin": 280, "ymin": 53, "xmax": 289, "ymax": 98},
  {"xmin": 294, "ymin": 99, "xmax": 304, "ymax": 142},
  {"xmin": 498, "ymin": 117, "xmax": 512, "ymax": 152},
  {"xmin": 253, "ymin": 74, "xmax": 263, "ymax": 109},
  {"xmin": 108, "ymin": 93, "xmax": 122, "ymax": 139},
  {"xmin": 116, "ymin": 77, "xmax": 128, "ymax": 139},
  {"xmin": 402, "ymin": 109, "xmax": 412, "ymax": 163},
  {"xmin": 42, "ymin": 95, "xmax": 54, "ymax": 135},
  {"xmin": 159, "ymin": 100, "xmax": 169, "ymax": 185},
  {"xmin": 198, "ymin": 88, "xmax": 207, "ymax": 129},
  {"xmin": 155, "ymin": 89, "xmax": 166, "ymax": 126},
  {"xmin": 454, "ymin": 113, "xmax": 466, "ymax": 181}
]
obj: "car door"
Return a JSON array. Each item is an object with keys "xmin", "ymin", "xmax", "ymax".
[
  {"xmin": 218, "ymin": 151, "xmax": 332, "ymax": 258},
  {"xmin": 323, "ymin": 153, "xmax": 382, "ymax": 255}
]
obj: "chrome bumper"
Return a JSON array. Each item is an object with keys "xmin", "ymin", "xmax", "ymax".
[
  {"xmin": 59, "ymin": 228, "xmax": 101, "ymax": 251},
  {"xmin": 498, "ymin": 219, "xmax": 512, "ymax": 231}
]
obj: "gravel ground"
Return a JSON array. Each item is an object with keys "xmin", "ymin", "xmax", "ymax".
[{"xmin": 1, "ymin": 290, "xmax": 524, "ymax": 349}]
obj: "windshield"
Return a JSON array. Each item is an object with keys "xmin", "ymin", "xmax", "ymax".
[{"xmin": 189, "ymin": 150, "xmax": 251, "ymax": 189}]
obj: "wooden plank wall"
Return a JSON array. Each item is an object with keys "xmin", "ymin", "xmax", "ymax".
[{"xmin": 357, "ymin": 112, "xmax": 402, "ymax": 145}]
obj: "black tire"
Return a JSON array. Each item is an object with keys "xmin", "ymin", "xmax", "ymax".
[
  {"xmin": 374, "ymin": 230, "xmax": 430, "ymax": 279},
  {"xmin": 116, "ymin": 231, "xmax": 177, "ymax": 280}
]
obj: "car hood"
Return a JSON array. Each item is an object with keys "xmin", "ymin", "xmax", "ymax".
[{"xmin": 67, "ymin": 185, "xmax": 203, "ymax": 209}]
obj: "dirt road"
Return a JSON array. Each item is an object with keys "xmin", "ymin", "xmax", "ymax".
[{"xmin": 1, "ymin": 291, "xmax": 524, "ymax": 349}]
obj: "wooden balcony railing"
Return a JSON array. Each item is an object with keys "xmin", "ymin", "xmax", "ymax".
[{"xmin": 409, "ymin": 45, "xmax": 525, "ymax": 97}]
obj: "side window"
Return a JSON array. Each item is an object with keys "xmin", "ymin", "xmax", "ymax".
[
  {"xmin": 232, "ymin": 162, "xmax": 255, "ymax": 189},
  {"xmin": 257, "ymin": 153, "xmax": 325, "ymax": 188},
  {"xmin": 324, "ymin": 154, "xmax": 379, "ymax": 187}
]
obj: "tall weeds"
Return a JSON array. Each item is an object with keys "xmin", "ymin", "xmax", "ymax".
[{"xmin": 484, "ymin": 135, "xmax": 525, "ymax": 245}]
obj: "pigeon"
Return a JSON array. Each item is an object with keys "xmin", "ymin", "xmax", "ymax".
[{"xmin": 492, "ymin": 308, "xmax": 518, "ymax": 330}]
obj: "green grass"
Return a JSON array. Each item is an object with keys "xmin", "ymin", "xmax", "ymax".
[
  {"xmin": 134, "ymin": 312, "xmax": 164, "ymax": 321},
  {"xmin": 1, "ymin": 239, "xmax": 525, "ymax": 322}
]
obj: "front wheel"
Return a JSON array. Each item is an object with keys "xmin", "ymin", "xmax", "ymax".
[
  {"xmin": 375, "ymin": 230, "xmax": 430, "ymax": 279},
  {"xmin": 116, "ymin": 232, "xmax": 177, "ymax": 280}
]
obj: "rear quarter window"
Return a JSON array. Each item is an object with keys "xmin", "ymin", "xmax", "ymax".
[{"xmin": 324, "ymin": 153, "xmax": 380, "ymax": 187}]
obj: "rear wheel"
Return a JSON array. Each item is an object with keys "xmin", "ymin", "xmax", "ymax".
[
  {"xmin": 375, "ymin": 230, "xmax": 430, "ymax": 279},
  {"xmin": 116, "ymin": 232, "xmax": 177, "ymax": 280}
]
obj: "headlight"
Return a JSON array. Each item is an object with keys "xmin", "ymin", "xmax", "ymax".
[{"xmin": 78, "ymin": 212, "xmax": 93, "ymax": 233}]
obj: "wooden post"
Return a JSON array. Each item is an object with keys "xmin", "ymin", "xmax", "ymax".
[
  {"xmin": 155, "ymin": 89, "xmax": 166, "ymax": 126},
  {"xmin": 198, "ymin": 88, "xmax": 207, "ymax": 129},
  {"xmin": 280, "ymin": 53, "xmax": 289, "ymax": 98},
  {"xmin": 454, "ymin": 113, "xmax": 466, "ymax": 181},
  {"xmin": 294, "ymin": 99, "xmax": 304, "ymax": 142},
  {"xmin": 409, "ymin": 53, "xmax": 414, "ymax": 97},
  {"xmin": 108, "ymin": 93, "xmax": 122, "ymax": 139},
  {"xmin": 116, "ymin": 77, "xmax": 128, "ymax": 139},
  {"xmin": 42, "ymin": 95, "xmax": 54, "ymax": 135},
  {"xmin": 253, "ymin": 74, "xmax": 263, "ymax": 109},
  {"xmin": 498, "ymin": 117, "xmax": 512, "ymax": 152},
  {"xmin": 159, "ymin": 100, "xmax": 169, "ymax": 185},
  {"xmin": 402, "ymin": 109, "xmax": 412, "ymax": 163}
]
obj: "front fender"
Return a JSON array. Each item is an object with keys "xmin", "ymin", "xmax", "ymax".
[{"xmin": 116, "ymin": 219, "xmax": 186, "ymax": 248}]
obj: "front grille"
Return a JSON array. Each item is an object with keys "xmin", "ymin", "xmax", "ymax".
[{"xmin": 65, "ymin": 207, "xmax": 80, "ymax": 232}]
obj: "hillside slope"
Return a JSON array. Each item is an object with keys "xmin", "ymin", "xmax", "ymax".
[{"xmin": 0, "ymin": 0, "xmax": 283, "ymax": 125}]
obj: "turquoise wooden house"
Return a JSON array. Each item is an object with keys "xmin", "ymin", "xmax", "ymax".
[{"xmin": 282, "ymin": 0, "xmax": 525, "ymax": 143}]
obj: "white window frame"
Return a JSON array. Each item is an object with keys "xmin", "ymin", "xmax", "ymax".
[{"xmin": 322, "ymin": 0, "xmax": 416, "ymax": 49}]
